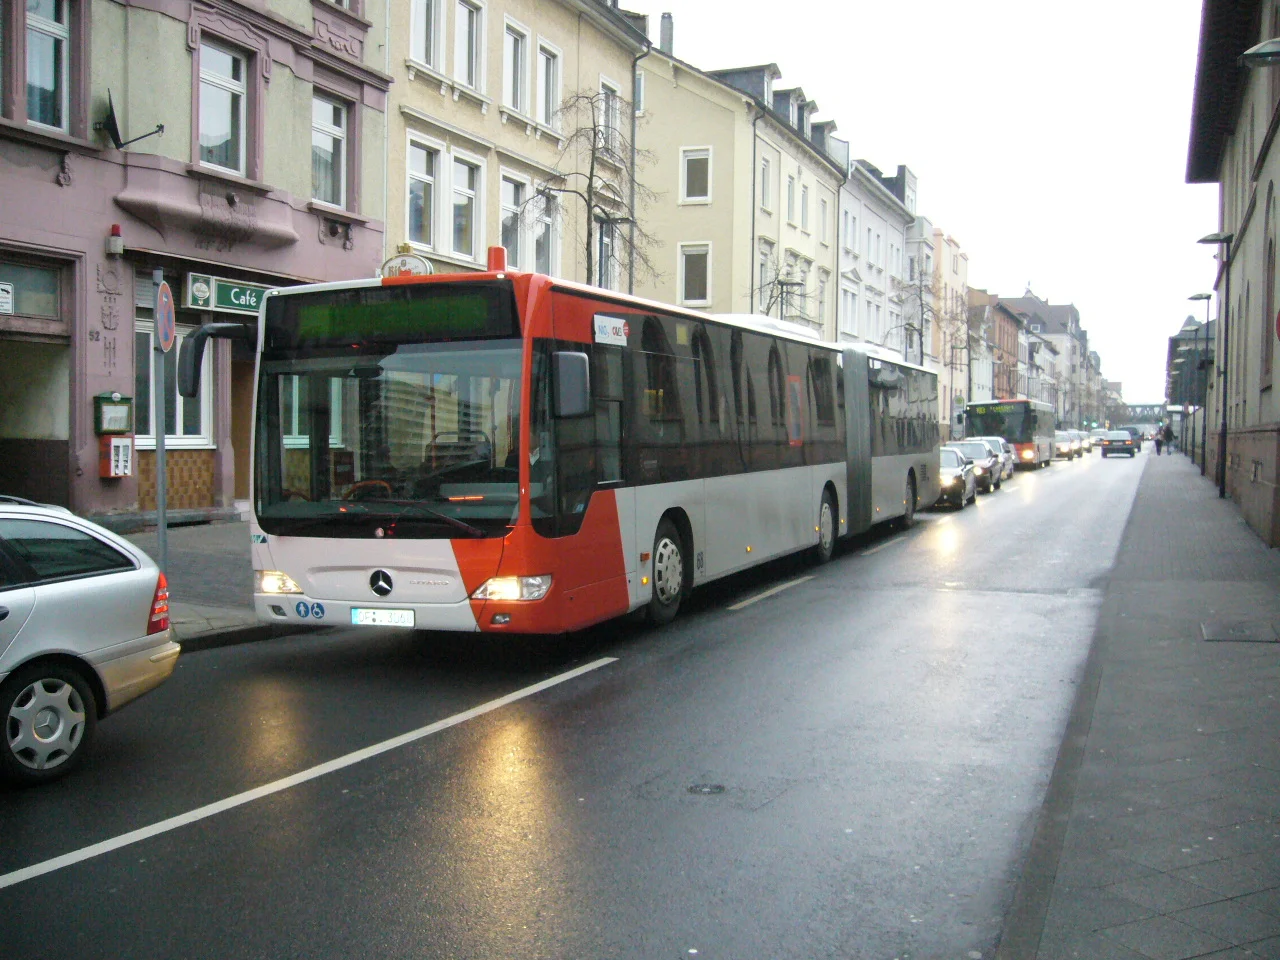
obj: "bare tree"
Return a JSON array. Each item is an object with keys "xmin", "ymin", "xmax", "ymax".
[
  {"xmin": 533, "ymin": 89, "xmax": 662, "ymax": 289},
  {"xmin": 755, "ymin": 246, "xmax": 819, "ymax": 326}
]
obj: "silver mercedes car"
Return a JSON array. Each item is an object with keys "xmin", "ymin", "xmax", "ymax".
[{"xmin": 0, "ymin": 498, "xmax": 180, "ymax": 786}]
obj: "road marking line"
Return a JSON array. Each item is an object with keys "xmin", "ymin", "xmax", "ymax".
[
  {"xmin": 727, "ymin": 575, "xmax": 814, "ymax": 610},
  {"xmin": 0, "ymin": 657, "xmax": 618, "ymax": 891},
  {"xmin": 859, "ymin": 535, "xmax": 907, "ymax": 556}
]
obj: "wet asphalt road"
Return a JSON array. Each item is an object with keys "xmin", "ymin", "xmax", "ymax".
[{"xmin": 0, "ymin": 449, "xmax": 1146, "ymax": 960}]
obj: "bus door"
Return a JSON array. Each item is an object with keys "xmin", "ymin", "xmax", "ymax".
[
  {"xmin": 542, "ymin": 292, "xmax": 633, "ymax": 624},
  {"xmin": 841, "ymin": 348, "xmax": 873, "ymax": 534}
]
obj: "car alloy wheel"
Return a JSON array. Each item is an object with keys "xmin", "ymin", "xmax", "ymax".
[{"xmin": 1, "ymin": 663, "xmax": 97, "ymax": 786}]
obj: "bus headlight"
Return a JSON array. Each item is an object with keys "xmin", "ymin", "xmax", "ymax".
[
  {"xmin": 471, "ymin": 575, "xmax": 552, "ymax": 601},
  {"xmin": 941, "ymin": 475, "xmax": 956, "ymax": 487},
  {"xmin": 1021, "ymin": 449, "xmax": 1035, "ymax": 460},
  {"xmin": 256, "ymin": 570, "xmax": 302, "ymax": 594}
]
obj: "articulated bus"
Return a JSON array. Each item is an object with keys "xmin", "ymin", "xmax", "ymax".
[
  {"xmin": 964, "ymin": 399, "xmax": 1055, "ymax": 469},
  {"xmin": 181, "ymin": 250, "xmax": 939, "ymax": 635}
]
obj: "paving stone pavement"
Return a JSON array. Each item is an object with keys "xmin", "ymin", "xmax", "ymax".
[{"xmin": 1000, "ymin": 453, "xmax": 1280, "ymax": 960}]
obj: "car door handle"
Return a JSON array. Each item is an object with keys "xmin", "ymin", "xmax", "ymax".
[{"xmin": 0, "ymin": 606, "xmax": 8, "ymax": 622}]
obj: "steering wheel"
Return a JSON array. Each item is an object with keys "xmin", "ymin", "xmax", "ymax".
[{"xmin": 345, "ymin": 480, "xmax": 393, "ymax": 501}]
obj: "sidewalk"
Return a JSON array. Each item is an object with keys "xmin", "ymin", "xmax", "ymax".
[
  {"xmin": 999, "ymin": 453, "xmax": 1280, "ymax": 959},
  {"xmin": 126, "ymin": 520, "xmax": 299, "ymax": 651}
]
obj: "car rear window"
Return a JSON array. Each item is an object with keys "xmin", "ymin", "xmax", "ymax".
[
  {"xmin": 940, "ymin": 448, "xmax": 962, "ymax": 467},
  {"xmin": 0, "ymin": 519, "xmax": 135, "ymax": 583}
]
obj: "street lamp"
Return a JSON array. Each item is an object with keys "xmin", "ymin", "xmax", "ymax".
[
  {"xmin": 1197, "ymin": 232, "xmax": 1234, "ymax": 498},
  {"xmin": 1240, "ymin": 37, "xmax": 1280, "ymax": 66},
  {"xmin": 1189, "ymin": 293, "xmax": 1212, "ymax": 475}
]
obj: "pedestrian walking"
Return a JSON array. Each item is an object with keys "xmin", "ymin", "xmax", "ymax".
[
  {"xmin": 1155, "ymin": 434, "xmax": 1164, "ymax": 456},
  {"xmin": 1162, "ymin": 422, "xmax": 1174, "ymax": 455}
]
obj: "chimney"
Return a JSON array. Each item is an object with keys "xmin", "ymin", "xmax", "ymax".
[{"xmin": 659, "ymin": 12, "xmax": 673, "ymax": 55}]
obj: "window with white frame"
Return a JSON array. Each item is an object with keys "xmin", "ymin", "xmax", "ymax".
[
  {"xmin": 411, "ymin": 0, "xmax": 441, "ymax": 67},
  {"xmin": 679, "ymin": 243, "xmax": 710, "ymax": 305},
  {"xmin": 800, "ymin": 185, "xmax": 809, "ymax": 231},
  {"xmin": 26, "ymin": 0, "xmax": 69, "ymax": 130},
  {"xmin": 454, "ymin": 0, "xmax": 482, "ymax": 89},
  {"xmin": 865, "ymin": 226, "xmax": 872, "ymax": 262},
  {"xmin": 840, "ymin": 288, "xmax": 856, "ymax": 336},
  {"xmin": 760, "ymin": 156, "xmax": 771, "ymax": 210},
  {"xmin": 537, "ymin": 43, "xmax": 559, "ymax": 126},
  {"xmin": 819, "ymin": 199, "xmax": 827, "ymax": 244},
  {"xmin": 876, "ymin": 232, "xmax": 882, "ymax": 264},
  {"xmin": 596, "ymin": 217, "xmax": 618, "ymax": 289},
  {"xmin": 199, "ymin": 41, "xmax": 247, "ymax": 174},
  {"xmin": 634, "ymin": 67, "xmax": 645, "ymax": 115},
  {"xmin": 452, "ymin": 157, "xmax": 480, "ymax": 258},
  {"xmin": 133, "ymin": 317, "xmax": 212, "ymax": 449},
  {"xmin": 534, "ymin": 191, "xmax": 556, "ymax": 274},
  {"xmin": 500, "ymin": 175, "xmax": 525, "ymax": 267},
  {"xmin": 786, "ymin": 176, "xmax": 796, "ymax": 223},
  {"xmin": 408, "ymin": 141, "xmax": 438, "ymax": 247},
  {"xmin": 600, "ymin": 79, "xmax": 620, "ymax": 155},
  {"xmin": 681, "ymin": 147, "xmax": 710, "ymax": 203},
  {"xmin": 816, "ymin": 271, "xmax": 828, "ymax": 325},
  {"xmin": 503, "ymin": 22, "xmax": 527, "ymax": 113},
  {"xmin": 311, "ymin": 93, "xmax": 347, "ymax": 207}
]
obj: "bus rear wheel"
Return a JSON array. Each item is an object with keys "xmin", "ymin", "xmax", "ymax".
[
  {"xmin": 898, "ymin": 475, "xmax": 917, "ymax": 529},
  {"xmin": 648, "ymin": 519, "xmax": 687, "ymax": 625},
  {"xmin": 813, "ymin": 489, "xmax": 836, "ymax": 564}
]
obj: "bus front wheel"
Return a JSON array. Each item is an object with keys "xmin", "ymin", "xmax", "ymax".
[{"xmin": 648, "ymin": 519, "xmax": 687, "ymax": 625}]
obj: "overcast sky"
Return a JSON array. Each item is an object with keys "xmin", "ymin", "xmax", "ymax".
[{"xmin": 622, "ymin": 0, "xmax": 1220, "ymax": 404}]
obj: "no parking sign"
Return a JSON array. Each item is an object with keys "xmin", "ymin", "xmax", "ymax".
[{"xmin": 156, "ymin": 281, "xmax": 176, "ymax": 353}]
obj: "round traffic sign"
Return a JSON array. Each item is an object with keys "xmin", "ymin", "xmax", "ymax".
[{"xmin": 156, "ymin": 281, "xmax": 177, "ymax": 353}]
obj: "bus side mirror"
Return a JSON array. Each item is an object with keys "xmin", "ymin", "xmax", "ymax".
[
  {"xmin": 553, "ymin": 351, "xmax": 591, "ymax": 418},
  {"xmin": 178, "ymin": 322, "xmax": 255, "ymax": 398}
]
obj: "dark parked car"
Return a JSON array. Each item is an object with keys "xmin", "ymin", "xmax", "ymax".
[
  {"xmin": 946, "ymin": 440, "xmax": 1002, "ymax": 493},
  {"xmin": 936, "ymin": 446, "xmax": 977, "ymax": 508}
]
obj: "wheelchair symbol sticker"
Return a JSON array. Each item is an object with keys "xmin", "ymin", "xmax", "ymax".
[{"xmin": 311, "ymin": 603, "xmax": 325, "ymax": 620}]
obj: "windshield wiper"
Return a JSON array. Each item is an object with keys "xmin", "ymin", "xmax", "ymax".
[{"xmin": 350, "ymin": 499, "xmax": 487, "ymax": 538}]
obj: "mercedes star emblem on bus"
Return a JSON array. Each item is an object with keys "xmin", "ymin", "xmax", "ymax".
[{"xmin": 369, "ymin": 570, "xmax": 394, "ymax": 597}]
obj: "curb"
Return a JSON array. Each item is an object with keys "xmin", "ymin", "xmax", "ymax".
[
  {"xmin": 175, "ymin": 622, "xmax": 317, "ymax": 653},
  {"xmin": 994, "ymin": 454, "xmax": 1151, "ymax": 959}
]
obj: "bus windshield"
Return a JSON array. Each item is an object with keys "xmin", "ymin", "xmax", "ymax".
[
  {"xmin": 967, "ymin": 402, "xmax": 1036, "ymax": 443},
  {"xmin": 255, "ymin": 282, "xmax": 524, "ymax": 538}
]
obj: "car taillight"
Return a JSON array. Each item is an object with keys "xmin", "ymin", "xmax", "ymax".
[{"xmin": 148, "ymin": 572, "xmax": 170, "ymax": 635}]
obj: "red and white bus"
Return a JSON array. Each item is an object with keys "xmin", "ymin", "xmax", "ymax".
[
  {"xmin": 181, "ymin": 250, "xmax": 939, "ymax": 634},
  {"xmin": 964, "ymin": 399, "xmax": 1055, "ymax": 469}
]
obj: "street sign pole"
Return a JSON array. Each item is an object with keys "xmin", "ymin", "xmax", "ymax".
[{"xmin": 153, "ymin": 270, "xmax": 177, "ymax": 576}]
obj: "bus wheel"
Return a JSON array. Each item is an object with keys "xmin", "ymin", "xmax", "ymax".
[
  {"xmin": 648, "ymin": 519, "xmax": 686, "ymax": 625},
  {"xmin": 814, "ymin": 489, "xmax": 836, "ymax": 564},
  {"xmin": 899, "ymin": 475, "xmax": 917, "ymax": 529}
]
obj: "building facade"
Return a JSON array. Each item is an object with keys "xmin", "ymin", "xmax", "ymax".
[
  {"xmin": 384, "ymin": 0, "xmax": 645, "ymax": 287},
  {"xmin": 633, "ymin": 41, "xmax": 845, "ymax": 333},
  {"xmin": 832, "ymin": 158, "xmax": 913, "ymax": 355},
  {"xmin": 1, "ymin": 0, "xmax": 392, "ymax": 524}
]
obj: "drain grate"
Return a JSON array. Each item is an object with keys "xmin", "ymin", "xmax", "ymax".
[
  {"xmin": 688, "ymin": 784, "xmax": 726, "ymax": 795},
  {"xmin": 1200, "ymin": 621, "xmax": 1280, "ymax": 643}
]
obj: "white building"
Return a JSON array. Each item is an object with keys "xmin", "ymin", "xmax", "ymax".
[{"xmin": 832, "ymin": 155, "xmax": 915, "ymax": 354}]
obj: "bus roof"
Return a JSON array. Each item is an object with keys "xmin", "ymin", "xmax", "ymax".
[{"xmin": 257, "ymin": 268, "xmax": 934, "ymax": 375}]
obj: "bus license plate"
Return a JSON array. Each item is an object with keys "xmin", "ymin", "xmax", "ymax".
[{"xmin": 351, "ymin": 608, "xmax": 415, "ymax": 628}]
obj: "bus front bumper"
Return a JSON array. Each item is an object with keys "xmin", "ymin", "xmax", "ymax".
[{"xmin": 255, "ymin": 594, "xmax": 481, "ymax": 632}]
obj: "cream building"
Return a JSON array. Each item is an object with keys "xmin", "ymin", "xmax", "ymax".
[
  {"xmin": 632, "ymin": 23, "xmax": 844, "ymax": 334},
  {"xmin": 1187, "ymin": 0, "xmax": 1280, "ymax": 545},
  {"xmin": 385, "ymin": 0, "xmax": 646, "ymax": 284}
]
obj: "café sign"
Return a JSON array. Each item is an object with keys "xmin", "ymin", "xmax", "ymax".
[{"xmin": 185, "ymin": 273, "xmax": 272, "ymax": 316}]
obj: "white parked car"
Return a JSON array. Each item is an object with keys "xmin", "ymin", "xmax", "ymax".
[
  {"xmin": 973, "ymin": 436, "xmax": 1015, "ymax": 481},
  {"xmin": 0, "ymin": 497, "xmax": 179, "ymax": 785}
]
